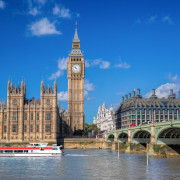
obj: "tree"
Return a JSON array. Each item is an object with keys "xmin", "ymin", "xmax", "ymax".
[{"xmin": 73, "ymin": 123, "xmax": 100, "ymax": 136}]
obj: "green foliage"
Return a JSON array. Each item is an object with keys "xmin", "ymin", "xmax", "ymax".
[
  {"xmin": 73, "ymin": 123, "xmax": 100, "ymax": 136},
  {"xmin": 153, "ymin": 145, "xmax": 160, "ymax": 153},
  {"xmin": 47, "ymin": 142, "xmax": 57, "ymax": 146},
  {"xmin": 73, "ymin": 130, "xmax": 85, "ymax": 136}
]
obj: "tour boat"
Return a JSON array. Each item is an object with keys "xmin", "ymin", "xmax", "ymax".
[{"xmin": 0, "ymin": 143, "xmax": 63, "ymax": 157}]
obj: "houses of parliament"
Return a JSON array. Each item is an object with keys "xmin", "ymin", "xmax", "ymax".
[{"xmin": 0, "ymin": 24, "xmax": 85, "ymax": 142}]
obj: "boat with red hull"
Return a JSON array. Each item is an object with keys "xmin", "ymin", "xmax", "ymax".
[{"xmin": 0, "ymin": 143, "xmax": 63, "ymax": 157}]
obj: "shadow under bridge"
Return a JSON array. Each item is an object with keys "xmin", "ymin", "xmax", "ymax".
[
  {"xmin": 157, "ymin": 127, "xmax": 180, "ymax": 145},
  {"xmin": 132, "ymin": 130, "xmax": 151, "ymax": 144},
  {"xmin": 117, "ymin": 133, "xmax": 128, "ymax": 143}
]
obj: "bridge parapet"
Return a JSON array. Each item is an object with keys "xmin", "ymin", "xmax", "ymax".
[{"xmin": 105, "ymin": 120, "xmax": 180, "ymax": 145}]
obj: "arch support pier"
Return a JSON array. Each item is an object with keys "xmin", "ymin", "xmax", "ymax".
[{"xmin": 106, "ymin": 120, "xmax": 180, "ymax": 157}]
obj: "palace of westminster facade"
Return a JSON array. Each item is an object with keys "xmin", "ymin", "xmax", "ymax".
[{"xmin": 0, "ymin": 24, "xmax": 85, "ymax": 142}]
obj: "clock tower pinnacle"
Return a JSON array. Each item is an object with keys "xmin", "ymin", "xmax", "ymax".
[{"xmin": 67, "ymin": 22, "xmax": 85, "ymax": 133}]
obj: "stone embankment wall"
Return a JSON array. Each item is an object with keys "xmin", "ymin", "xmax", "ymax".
[{"xmin": 59, "ymin": 138, "xmax": 111, "ymax": 149}]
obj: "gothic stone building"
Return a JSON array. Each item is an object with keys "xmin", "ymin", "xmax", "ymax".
[
  {"xmin": 115, "ymin": 89, "xmax": 180, "ymax": 129},
  {"xmin": 0, "ymin": 80, "xmax": 61, "ymax": 142}
]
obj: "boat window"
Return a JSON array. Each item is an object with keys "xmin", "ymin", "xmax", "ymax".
[
  {"xmin": 52, "ymin": 148, "xmax": 58, "ymax": 150},
  {"xmin": 5, "ymin": 150, "xmax": 13, "ymax": 153},
  {"xmin": 14, "ymin": 150, "xmax": 23, "ymax": 153}
]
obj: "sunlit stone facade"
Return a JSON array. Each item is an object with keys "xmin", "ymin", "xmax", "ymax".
[{"xmin": 0, "ymin": 80, "xmax": 61, "ymax": 142}]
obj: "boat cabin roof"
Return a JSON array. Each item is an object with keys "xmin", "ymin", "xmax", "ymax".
[{"xmin": 28, "ymin": 143, "xmax": 48, "ymax": 147}]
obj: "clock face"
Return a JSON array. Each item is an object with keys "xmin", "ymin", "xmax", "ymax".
[{"xmin": 72, "ymin": 64, "xmax": 81, "ymax": 73}]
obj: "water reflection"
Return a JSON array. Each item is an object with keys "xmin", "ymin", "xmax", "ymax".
[{"xmin": 0, "ymin": 150, "xmax": 179, "ymax": 180}]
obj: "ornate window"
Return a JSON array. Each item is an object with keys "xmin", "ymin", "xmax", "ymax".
[
  {"xmin": 24, "ymin": 125, "xmax": 27, "ymax": 132},
  {"xmin": 36, "ymin": 125, "xmax": 39, "ymax": 132},
  {"xmin": 45, "ymin": 124, "xmax": 51, "ymax": 133},
  {"xmin": 31, "ymin": 113, "xmax": 33, "ymax": 120},
  {"xmin": 47, "ymin": 100, "xmax": 50, "ymax": 105},
  {"xmin": 4, "ymin": 114, "xmax": 7, "ymax": 121},
  {"xmin": 46, "ymin": 112, "xmax": 51, "ymax": 120},
  {"xmin": 4, "ymin": 125, "xmax": 6, "ymax": 133},
  {"xmin": 12, "ymin": 112, "xmax": 17, "ymax": 121},
  {"xmin": 37, "ymin": 112, "xmax": 39, "ymax": 120},
  {"xmin": 30, "ymin": 125, "xmax": 33, "ymax": 132},
  {"xmin": 24, "ymin": 113, "xmax": 27, "ymax": 120},
  {"xmin": 12, "ymin": 125, "xmax": 17, "ymax": 132},
  {"xmin": 13, "ymin": 99, "xmax": 17, "ymax": 105}
]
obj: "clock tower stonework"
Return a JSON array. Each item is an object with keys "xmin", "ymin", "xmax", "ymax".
[{"xmin": 67, "ymin": 23, "xmax": 85, "ymax": 133}]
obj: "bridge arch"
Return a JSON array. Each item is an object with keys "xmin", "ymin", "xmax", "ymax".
[
  {"xmin": 156, "ymin": 127, "xmax": 180, "ymax": 145},
  {"xmin": 117, "ymin": 132, "xmax": 128, "ymax": 143},
  {"xmin": 132, "ymin": 130, "xmax": 151, "ymax": 144},
  {"xmin": 107, "ymin": 134, "xmax": 114, "ymax": 142}
]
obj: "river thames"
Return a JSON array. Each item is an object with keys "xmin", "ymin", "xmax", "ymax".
[{"xmin": 0, "ymin": 149, "xmax": 179, "ymax": 180}]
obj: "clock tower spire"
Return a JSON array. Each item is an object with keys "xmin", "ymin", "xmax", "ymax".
[{"xmin": 67, "ymin": 22, "xmax": 85, "ymax": 133}]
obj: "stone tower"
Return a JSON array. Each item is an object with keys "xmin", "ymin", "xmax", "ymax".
[
  {"xmin": 7, "ymin": 80, "xmax": 26, "ymax": 141},
  {"xmin": 67, "ymin": 22, "xmax": 85, "ymax": 132}
]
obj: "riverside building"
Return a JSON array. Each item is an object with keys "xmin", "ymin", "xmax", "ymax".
[
  {"xmin": 115, "ymin": 89, "xmax": 180, "ymax": 129},
  {"xmin": 93, "ymin": 103, "xmax": 115, "ymax": 132},
  {"xmin": 0, "ymin": 80, "xmax": 61, "ymax": 142},
  {"xmin": 0, "ymin": 23, "xmax": 86, "ymax": 142}
]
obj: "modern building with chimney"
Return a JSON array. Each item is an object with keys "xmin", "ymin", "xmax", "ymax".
[{"xmin": 115, "ymin": 89, "xmax": 180, "ymax": 129}]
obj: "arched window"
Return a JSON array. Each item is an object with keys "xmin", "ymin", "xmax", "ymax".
[
  {"xmin": 14, "ymin": 99, "xmax": 17, "ymax": 105},
  {"xmin": 47, "ymin": 99, "xmax": 50, "ymax": 105}
]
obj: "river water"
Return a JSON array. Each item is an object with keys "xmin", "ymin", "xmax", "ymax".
[{"xmin": 0, "ymin": 149, "xmax": 179, "ymax": 180}]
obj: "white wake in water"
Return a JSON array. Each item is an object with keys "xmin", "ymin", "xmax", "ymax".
[{"xmin": 65, "ymin": 154, "xmax": 93, "ymax": 157}]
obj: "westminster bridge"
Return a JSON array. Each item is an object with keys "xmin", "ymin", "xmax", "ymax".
[{"xmin": 105, "ymin": 120, "xmax": 180, "ymax": 145}]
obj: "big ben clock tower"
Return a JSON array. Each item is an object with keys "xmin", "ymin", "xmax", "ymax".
[{"xmin": 67, "ymin": 22, "xmax": 85, "ymax": 133}]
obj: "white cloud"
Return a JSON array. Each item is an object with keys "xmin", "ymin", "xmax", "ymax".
[
  {"xmin": 147, "ymin": 15, "xmax": 157, "ymax": 24},
  {"xmin": 84, "ymin": 79, "xmax": 94, "ymax": 100},
  {"xmin": 58, "ymin": 89, "xmax": 92, "ymax": 102},
  {"xmin": 49, "ymin": 57, "xmax": 67, "ymax": 80},
  {"xmin": 52, "ymin": 5, "xmax": 71, "ymax": 18},
  {"xmin": 76, "ymin": 13, "xmax": 80, "ymax": 18},
  {"xmin": 0, "ymin": 0, "xmax": 5, "ymax": 9},
  {"xmin": 85, "ymin": 61, "xmax": 90, "ymax": 68},
  {"xmin": 58, "ymin": 91, "xmax": 68, "ymax": 101},
  {"xmin": 87, "ymin": 59, "xmax": 110, "ymax": 69},
  {"xmin": 29, "ymin": 7, "xmax": 40, "ymax": 16},
  {"xmin": 57, "ymin": 57, "xmax": 67, "ymax": 70},
  {"xmin": 84, "ymin": 90, "xmax": 91, "ymax": 101},
  {"xmin": 145, "ymin": 83, "xmax": 180, "ymax": 98},
  {"xmin": 29, "ymin": 18, "xmax": 61, "ymax": 36},
  {"xmin": 168, "ymin": 74, "xmax": 179, "ymax": 82},
  {"xmin": 162, "ymin": 16, "xmax": 173, "ymax": 25},
  {"xmin": 117, "ymin": 92, "xmax": 124, "ymax": 96},
  {"xmin": 115, "ymin": 61, "xmax": 131, "ymax": 69},
  {"xmin": 48, "ymin": 71, "xmax": 63, "ymax": 80},
  {"xmin": 84, "ymin": 79, "xmax": 94, "ymax": 91},
  {"xmin": 136, "ymin": 15, "xmax": 173, "ymax": 25}
]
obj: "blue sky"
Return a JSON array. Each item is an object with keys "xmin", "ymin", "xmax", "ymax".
[{"xmin": 0, "ymin": 0, "xmax": 180, "ymax": 123}]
